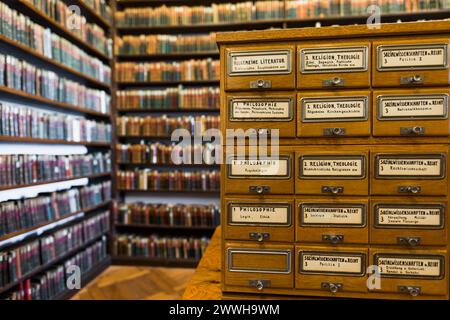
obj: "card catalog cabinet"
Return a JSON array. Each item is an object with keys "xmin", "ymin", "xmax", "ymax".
[{"xmin": 218, "ymin": 21, "xmax": 450, "ymax": 300}]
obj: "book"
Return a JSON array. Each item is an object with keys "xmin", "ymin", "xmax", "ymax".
[{"xmin": 84, "ymin": 0, "xmax": 113, "ymax": 23}]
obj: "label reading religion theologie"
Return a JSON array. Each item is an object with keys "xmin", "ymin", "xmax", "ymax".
[
  {"xmin": 300, "ymin": 252, "xmax": 365, "ymax": 275},
  {"xmin": 228, "ymin": 49, "xmax": 291, "ymax": 75},
  {"xmin": 376, "ymin": 255, "xmax": 444, "ymax": 279},
  {"xmin": 300, "ymin": 46, "xmax": 368, "ymax": 73},
  {"xmin": 378, "ymin": 94, "xmax": 448, "ymax": 120},
  {"xmin": 230, "ymin": 98, "xmax": 292, "ymax": 121},
  {"xmin": 299, "ymin": 156, "xmax": 365, "ymax": 178},
  {"xmin": 375, "ymin": 155, "xmax": 444, "ymax": 178},
  {"xmin": 300, "ymin": 204, "xmax": 365, "ymax": 226},
  {"xmin": 229, "ymin": 158, "xmax": 290, "ymax": 178},
  {"xmin": 375, "ymin": 204, "xmax": 443, "ymax": 228},
  {"xmin": 301, "ymin": 96, "xmax": 368, "ymax": 122},
  {"xmin": 229, "ymin": 203, "xmax": 290, "ymax": 225}
]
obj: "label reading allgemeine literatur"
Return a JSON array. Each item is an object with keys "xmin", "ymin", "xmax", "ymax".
[
  {"xmin": 300, "ymin": 156, "xmax": 364, "ymax": 178},
  {"xmin": 376, "ymin": 205, "xmax": 443, "ymax": 227},
  {"xmin": 229, "ymin": 158, "xmax": 289, "ymax": 177},
  {"xmin": 300, "ymin": 252, "xmax": 364, "ymax": 275},
  {"xmin": 378, "ymin": 95, "xmax": 448, "ymax": 119},
  {"xmin": 300, "ymin": 46, "xmax": 368, "ymax": 73},
  {"xmin": 228, "ymin": 50, "xmax": 291, "ymax": 75},
  {"xmin": 376, "ymin": 155, "xmax": 444, "ymax": 177},
  {"xmin": 376, "ymin": 255, "xmax": 443, "ymax": 278},
  {"xmin": 378, "ymin": 43, "xmax": 448, "ymax": 70},
  {"xmin": 229, "ymin": 204, "xmax": 290, "ymax": 225},
  {"xmin": 301, "ymin": 204, "xmax": 364, "ymax": 226},
  {"xmin": 302, "ymin": 97, "xmax": 367, "ymax": 122},
  {"xmin": 230, "ymin": 98, "xmax": 292, "ymax": 121}
]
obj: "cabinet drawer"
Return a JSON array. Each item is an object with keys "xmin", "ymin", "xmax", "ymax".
[
  {"xmin": 370, "ymin": 248, "xmax": 448, "ymax": 298},
  {"xmin": 295, "ymin": 146, "xmax": 369, "ymax": 195},
  {"xmin": 373, "ymin": 39, "xmax": 450, "ymax": 87},
  {"xmin": 295, "ymin": 245, "xmax": 368, "ymax": 294},
  {"xmin": 296, "ymin": 197, "xmax": 368, "ymax": 244},
  {"xmin": 297, "ymin": 90, "xmax": 371, "ymax": 137},
  {"xmin": 225, "ymin": 44, "xmax": 295, "ymax": 91},
  {"xmin": 370, "ymin": 197, "xmax": 448, "ymax": 246},
  {"xmin": 223, "ymin": 197, "xmax": 294, "ymax": 242},
  {"xmin": 225, "ymin": 148, "xmax": 294, "ymax": 195},
  {"xmin": 297, "ymin": 41, "xmax": 370, "ymax": 89},
  {"xmin": 226, "ymin": 92, "xmax": 296, "ymax": 138},
  {"xmin": 224, "ymin": 242, "xmax": 294, "ymax": 291},
  {"xmin": 370, "ymin": 145, "xmax": 448, "ymax": 196},
  {"xmin": 373, "ymin": 88, "xmax": 450, "ymax": 137}
]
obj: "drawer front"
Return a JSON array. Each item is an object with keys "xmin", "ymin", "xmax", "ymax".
[
  {"xmin": 295, "ymin": 245, "xmax": 368, "ymax": 294},
  {"xmin": 373, "ymin": 39, "xmax": 450, "ymax": 87},
  {"xmin": 225, "ymin": 45, "xmax": 295, "ymax": 91},
  {"xmin": 370, "ymin": 197, "xmax": 448, "ymax": 246},
  {"xmin": 224, "ymin": 242, "xmax": 294, "ymax": 290},
  {"xmin": 226, "ymin": 92, "xmax": 296, "ymax": 138},
  {"xmin": 370, "ymin": 145, "xmax": 448, "ymax": 196},
  {"xmin": 295, "ymin": 146, "xmax": 369, "ymax": 195},
  {"xmin": 296, "ymin": 197, "xmax": 368, "ymax": 244},
  {"xmin": 297, "ymin": 90, "xmax": 371, "ymax": 137},
  {"xmin": 373, "ymin": 88, "xmax": 450, "ymax": 137},
  {"xmin": 225, "ymin": 148, "xmax": 294, "ymax": 195},
  {"xmin": 224, "ymin": 197, "xmax": 295, "ymax": 242},
  {"xmin": 297, "ymin": 41, "xmax": 370, "ymax": 89},
  {"xmin": 370, "ymin": 248, "xmax": 448, "ymax": 298}
]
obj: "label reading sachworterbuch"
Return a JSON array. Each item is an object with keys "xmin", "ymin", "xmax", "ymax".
[
  {"xmin": 377, "ymin": 255, "xmax": 443, "ymax": 278},
  {"xmin": 230, "ymin": 98, "xmax": 292, "ymax": 120},
  {"xmin": 229, "ymin": 159, "xmax": 289, "ymax": 177},
  {"xmin": 300, "ymin": 156, "xmax": 364, "ymax": 177},
  {"xmin": 229, "ymin": 50, "xmax": 291, "ymax": 75},
  {"xmin": 378, "ymin": 95, "xmax": 448, "ymax": 119},
  {"xmin": 302, "ymin": 97, "xmax": 367, "ymax": 121},
  {"xmin": 376, "ymin": 156, "xmax": 443, "ymax": 177},
  {"xmin": 300, "ymin": 252, "xmax": 364, "ymax": 275},
  {"xmin": 301, "ymin": 204, "xmax": 364, "ymax": 225},
  {"xmin": 378, "ymin": 44, "xmax": 448, "ymax": 70},
  {"xmin": 300, "ymin": 46, "xmax": 367, "ymax": 73},
  {"xmin": 376, "ymin": 205, "xmax": 442, "ymax": 227},
  {"xmin": 229, "ymin": 204, "xmax": 290, "ymax": 225}
]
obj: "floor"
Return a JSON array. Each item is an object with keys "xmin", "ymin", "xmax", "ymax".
[{"xmin": 72, "ymin": 266, "xmax": 195, "ymax": 300}]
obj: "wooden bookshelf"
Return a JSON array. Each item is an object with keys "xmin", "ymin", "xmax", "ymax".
[
  {"xmin": 0, "ymin": 136, "xmax": 111, "ymax": 147},
  {"xmin": 117, "ymin": 189, "xmax": 220, "ymax": 194},
  {"xmin": 116, "ymin": 52, "xmax": 220, "ymax": 61},
  {"xmin": 117, "ymin": 108, "xmax": 219, "ymax": 114},
  {"xmin": 71, "ymin": 0, "xmax": 112, "ymax": 30},
  {"xmin": 111, "ymin": 256, "xmax": 200, "ymax": 268},
  {"xmin": 117, "ymin": 80, "xmax": 220, "ymax": 87}
]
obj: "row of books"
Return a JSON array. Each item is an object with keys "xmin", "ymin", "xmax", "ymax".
[
  {"xmin": 0, "ymin": 54, "xmax": 111, "ymax": 115},
  {"xmin": 0, "ymin": 211, "xmax": 109, "ymax": 288},
  {"xmin": 0, "ymin": 152, "xmax": 111, "ymax": 188},
  {"xmin": 22, "ymin": 0, "xmax": 112, "ymax": 57},
  {"xmin": 0, "ymin": 181, "xmax": 111, "ymax": 238},
  {"xmin": 0, "ymin": 102, "xmax": 112, "ymax": 143},
  {"xmin": 116, "ymin": 203, "xmax": 220, "ymax": 228},
  {"xmin": 0, "ymin": 1, "xmax": 111, "ymax": 84},
  {"xmin": 84, "ymin": 0, "xmax": 113, "ymax": 23},
  {"xmin": 115, "ymin": 33, "xmax": 218, "ymax": 55},
  {"xmin": 114, "ymin": 234, "xmax": 209, "ymax": 261},
  {"xmin": 117, "ymin": 142, "xmax": 218, "ymax": 165},
  {"xmin": 116, "ymin": 59, "xmax": 220, "ymax": 82},
  {"xmin": 116, "ymin": 87, "xmax": 220, "ymax": 111},
  {"xmin": 115, "ymin": 2, "xmax": 284, "ymax": 27},
  {"xmin": 116, "ymin": 115, "xmax": 220, "ymax": 137},
  {"xmin": 117, "ymin": 169, "xmax": 220, "ymax": 192},
  {"xmin": 1, "ymin": 236, "xmax": 107, "ymax": 299}
]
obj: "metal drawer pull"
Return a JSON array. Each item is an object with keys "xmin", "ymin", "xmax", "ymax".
[
  {"xmin": 322, "ymin": 234, "xmax": 344, "ymax": 244},
  {"xmin": 249, "ymin": 232, "xmax": 270, "ymax": 242},
  {"xmin": 321, "ymin": 282, "xmax": 343, "ymax": 293},
  {"xmin": 250, "ymin": 79, "xmax": 272, "ymax": 89},
  {"xmin": 400, "ymin": 74, "xmax": 424, "ymax": 85},
  {"xmin": 249, "ymin": 280, "xmax": 271, "ymax": 291},
  {"xmin": 323, "ymin": 77, "xmax": 345, "ymax": 87},
  {"xmin": 324, "ymin": 127, "xmax": 346, "ymax": 136},
  {"xmin": 398, "ymin": 186, "xmax": 421, "ymax": 194},
  {"xmin": 249, "ymin": 185, "xmax": 270, "ymax": 194},
  {"xmin": 398, "ymin": 286, "xmax": 421, "ymax": 297},
  {"xmin": 322, "ymin": 186, "xmax": 344, "ymax": 194},
  {"xmin": 397, "ymin": 237, "xmax": 421, "ymax": 246},
  {"xmin": 400, "ymin": 126, "xmax": 425, "ymax": 135}
]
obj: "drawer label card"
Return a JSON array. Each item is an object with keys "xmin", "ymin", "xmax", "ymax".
[
  {"xmin": 229, "ymin": 203, "xmax": 291, "ymax": 226},
  {"xmin": 378, "ymin": 94, "xmax": 448, "ymax": 120},
  {"xmin": 301, "ymin": 96, "xmax": 368, "ymax": 122},
  {"xmin": 300, "ymin": 46, "xmax": 368, "ymax": 73},
  {"xmin": 300, "ymin": 204, "xmax": 365, "ymax": 226},
  {"xmin": 299, "ymin": 252, "xmax": 365, "ymax": 275},
  {"xmin": 229, "ymin": 98, "xmax": 293, "ymax": 121},
  {"xmin": 377, "ymin": 43, "xmax": 449, "ymax": 71},
  {"xmin": 375, "ymin": 204, "xmax": 444, "ymax": 228},
  {"xmin": 375, "ymin": 154, "xmax": 445, "ymax": 178},
  {"xmin": 375, "ymin": 254, "xmax": 444, "ymax": 279},
  {"xmin": 228, "ymin": 157, "xmax": 290, "ymax": 178},
  {"xmin": 299, "ymin": 156, "xmax": 365, "ymax": 178},
  {"xmin": 228, "ymin": 49, "xmax": 292, "ymax": 75},
  {"xmin": 228, "ymin": 249, "xmax": 292, "ymax": 274}
]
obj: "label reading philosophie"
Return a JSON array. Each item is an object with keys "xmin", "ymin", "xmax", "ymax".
[
  {"xmin": 375, "ymin": 205, "xmax": 443, "ymax": 228},
  {"xmin": 300, "ymin": 156, "xmax": 364, "ymax": 178},
  {"xmin": 229, "ymin": 158, "xmax": 289, "ymax": 178},
  {"xmin": 376, "ymin": 155, "xmax": 444, "ymax": 178},
  {"xmin": 378, "ymin": 43, "xmax": 448, "ymax": 70},
  {"xmin": 300, "ymin": 46, "xmax": 368, "ymax": 73},
  {"xmin": 302, "ymin": 96, "xmax": 368, "ymax": 122},
  {"xmin": 229, "ymin": 203, "xmax": 290, "ymax": 225},
  {"xmin": 301, "ymin": 204, "xmax": 364, "ymax": 226},
  {"xmin": 300, "ymin": 252, "xmax": 364, "ymax": 275},
  {"xmin": 228, "ymin": 49, "xmax": 291, "ymax": 75},
  {"xmin": 376, "ymin": 255, "xmax": 444, "ymax": 279},
  {"xmin": 378, "ymin": 95, "xmax": 448, "ymax": 120},
  {"xmin": 230, "ymin": 98, "xmax": 292, "ymax": 121}
]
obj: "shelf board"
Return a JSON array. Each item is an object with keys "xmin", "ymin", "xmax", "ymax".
[
  {"xmin": 0, "ymin": 86, "xmax": 111, "ymax": 119},
  {"xmin": 72, "ymin": 0, "xmax": 112, "ymax": 30},
  {"xmin": 116, "ymin": 52, "xmax": 219, "ymax": 61},
  {"xmin": 0, "ymin": 173, "xmax": 111, "ymax": 191},
  {"xmin": 117, "ymin": 108, "xmax": 219, "ymax": 114},
  {"xmin": 117, "ymin": 163, "xmax": 219, "ymax": 168},
  {"xmin": 117, "ymin": 80, "xmax": 219, "ymax": 87},
  {"xmin": 115, "ymin": 223, "xmax": 217, "ymax": 231},
  {"xmin": 116, "ymin": 0, "xmax": 243, "ymax": 7},
  {"xmin": 118, "ymin": 189, "xmax": 219, "ymax": 194},
  {"xmin": 112, "ymin": 256, "xmax": 199, "ymax": 268},
  {"xmin": 0, "ymin": 136, "xmax": 111, "ymax": 147}
]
